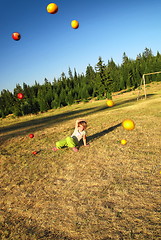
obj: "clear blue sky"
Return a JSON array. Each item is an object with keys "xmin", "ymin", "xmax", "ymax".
[{"xmin": 1, "ymin": 0, "xmax": 161, "ymax": 92}]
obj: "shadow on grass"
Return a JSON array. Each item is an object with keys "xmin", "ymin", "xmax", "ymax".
[
  {"xmin": 1, "ymin": 211, "xmax": 75, "ymax": 240},
  {"xmin": 0, "ymin": 106, "xmax": 110, "ymax": 144},
  {"xmin": 0, "ymin": 102, "xmax": 121, "ymax": 142},
  {"xmin": 113, "ymin": 93, "xmax": 155, "ymax": 107},
  {"xmin": 0, "ymin": 93, "xmax": 155, "ymax": 144},
  {"xmin": 79, "ymin": 123, "xmax": 122, "ymax": 147}
]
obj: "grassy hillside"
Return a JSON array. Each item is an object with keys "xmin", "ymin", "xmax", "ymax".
[{"xmin": 0, "ymin": 82, "xmax": 161, "ymax": 240}]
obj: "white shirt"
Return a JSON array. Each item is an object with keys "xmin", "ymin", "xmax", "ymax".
[{"xmin": 71, "ymin": 128, "xmax": 86, "ymax": 142}]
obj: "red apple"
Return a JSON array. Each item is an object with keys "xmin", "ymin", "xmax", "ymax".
[
  {"xmin": 32, "ymin": 151, "xmax": 37, "ymax": 155},
  {"xmin": 29, "ymin": 134, "xmax": 34, "ymax": 138},
  {"xmin": 17, "ymin": 93, "xmax": 24, "ymax": 99},
  {"xmin": 12, "ymin": 32, "xmax": 21, "ymax": 41}
]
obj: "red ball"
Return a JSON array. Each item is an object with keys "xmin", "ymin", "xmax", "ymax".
[
  {"xmin": 29, "ymin": 134, "xmax": 34, "ymax": 138},
  {"xmin": 17, "ymin": 93, "xmax": 24, "ymax": 99},
  {"xmin": 12, "ymin": 32, "xmax": 21, "ymax": 41}
]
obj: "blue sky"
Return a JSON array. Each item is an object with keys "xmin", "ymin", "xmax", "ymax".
[{"xmin": 1, "ymin": 0, "xmax": 161, "ymax": 92}]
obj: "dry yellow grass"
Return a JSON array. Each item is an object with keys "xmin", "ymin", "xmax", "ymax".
[{"xmin": 0, "ymin": 82, "xmax": 161, "ymax": 240}]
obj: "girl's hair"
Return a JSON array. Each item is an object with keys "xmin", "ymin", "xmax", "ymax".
[{"xmin": 78, "ymin": 121, "xmax": 87, "ymax": 129}]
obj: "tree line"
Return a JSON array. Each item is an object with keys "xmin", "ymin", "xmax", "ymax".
[{"xmin": 1, "ymin": 47, "xmax": 161, "ymax": 118}]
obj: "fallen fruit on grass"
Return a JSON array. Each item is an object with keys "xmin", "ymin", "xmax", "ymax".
[
  {"xmin": 122, "ymin": 119, "xmax": 135, "ymax": 130},
  {"xmin": 121, "ymin": 139, "xmax": 127, "ymax": 145},
  {"xmin": 29, "ymin": 134, "xmax": 34, "ymax": 138},
  {"xmin": 106, "ymin": 100, "xmax": 114, "ymax": 107},
  {"xmin": 32, "ymin": 151, "xmax": 37, "ymax": 155}
]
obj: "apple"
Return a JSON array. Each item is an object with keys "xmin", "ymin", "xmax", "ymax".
[
  {"xmin": 29, "ymin": 134, "xmax": 34, "ymax": 138},
  {"xmin": 17, "ymin": 93, "xmax": 24, "ymax": 99},
  {"xmin": 32, "ymin": 151, "xmax": 37, "ymax": 155},
  {"xmin": 12, "ymin": 32, "xmax": 21, "ymax": 41}
]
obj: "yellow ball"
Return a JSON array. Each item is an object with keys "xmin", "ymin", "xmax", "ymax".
[
  {"xmin": 122, "ymin": 119, "xmax": 135, "ymax": 130},
  {"xmin": 71, "ymin": 20, "xmax": 79, "ymax": 29},
  {"xmin": 106, "ymin": 100, "xmax": 114, "ymax": 107},
  {"xmin": 46, "ymin": 3, "xmax": 58, "ymax": 14},
  {"xmin": 121, "ymin": 139, "xmax": 127, "ymax": 145}
]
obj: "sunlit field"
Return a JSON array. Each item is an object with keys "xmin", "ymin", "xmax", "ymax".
[{"xmin": 0, "ymin": 82, "xmax": 161, "ymax": 240}]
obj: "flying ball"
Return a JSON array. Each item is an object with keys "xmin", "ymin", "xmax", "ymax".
[
  {"xmin": 71, "ymin": 20, "xmax": 79, "ymax": 29},
  {"xmin": 46, "ymin": 3, "xmax": 58, "ymax": 14},
  {"xmin": 121, "ymin": 139, "xmax": 127, "ymax": 145},
  {"xmin": 17, "ymin": 93, "xmax": 24, "ymax": 99},
  {"xmin": 29, "ymin": 134, "xmax": 34, "ymax": 138},
  {"xmin": 107, "ymin": 100, "xmax": 114, "ymax": 107},
  {"xmin": 12, "ymin": 32, "xmax": 21, "ymax": 41},
  {"xmin": 122, "ymin": 119, "xmax": 135, "ymax": 131}
]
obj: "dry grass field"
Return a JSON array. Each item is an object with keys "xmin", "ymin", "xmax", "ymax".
[{"xmin": 0, "ymin": 82, "xmax": 161, "ymax": 240}]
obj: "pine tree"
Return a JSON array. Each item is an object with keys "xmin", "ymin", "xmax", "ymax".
[
  {"xmin": 51, "ymin": 93, "xmax": 60, "ymax": 109},
  {"xmin": 68, "ymin": 67, "xmax": 73, "ymax": 80},
  {"xmin": 95, "ymin": 57, "xmax": 113, "ymax": 98},
  {"xmin": 86, "ymin": 65, "xmax": 96, "ymax": 97},
  {"xmin": 37, "ymin": 86, "xmax": 49, "ymax": 112}
]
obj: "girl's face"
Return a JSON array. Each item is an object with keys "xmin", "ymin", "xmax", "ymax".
[{"xmin": 78, "ymin": 125, "xmax": 85, "ymax": 132}]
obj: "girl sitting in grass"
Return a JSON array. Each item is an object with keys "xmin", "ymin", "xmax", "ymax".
[{"xmin": 52, "ymin": 119, "xmax": 89, "ymax": 152}]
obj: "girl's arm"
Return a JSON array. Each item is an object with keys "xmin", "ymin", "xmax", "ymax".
[{"xmin": 83, "ymin": 135, "xmax": 90, "ymax": 146}]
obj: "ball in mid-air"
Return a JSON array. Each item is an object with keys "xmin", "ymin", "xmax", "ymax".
[
  {"xmin": 29, "ymin": 134, "xmax": 34, "ymax": 138},
  {"xmin": 46, "ymin": 3, "xmax": 58, "ymax": 14},
  {"xmin": 17, "ymin": 93, "xmax": 24, "ymax": 99},
  {"xmin": 12, "ymin": 32, "xmax": 21, "ymax": 41},
  {"xmin": 107, "ymin": 100, "xmax": 114, "ymax": 107},
  {"xmin": 122, "ymin": 119, "xmax": 135, "ymax": 130},
  {"xmin": 71, "ymin": 20, "xmax": 79, "ymax": 29},
  {"xmin": 121, "ymin": 139, "xmax": 127, "ymax": 145}
]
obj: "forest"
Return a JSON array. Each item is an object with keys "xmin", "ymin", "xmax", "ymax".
[{"xmin": 0, "ymin": 47, "xmax": 161, "ymax": 118}]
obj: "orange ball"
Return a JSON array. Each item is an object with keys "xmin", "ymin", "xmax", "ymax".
[
  {"xmin": 122, "ymin": 119, "xmax": 135, "ymax": 130},
  {"xmin": 107, "ymin": 100, "xmax": 114, "ymax": 107},
  {"xmin": 71, "ymin": 20, "xmax": 79, "ymax": 29},
  {"xmin": 46, "ymin": 3, "xmax": 58, "ymax": 14}
]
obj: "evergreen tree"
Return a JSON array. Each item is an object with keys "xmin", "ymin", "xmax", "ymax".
[
  {"xmin": 95, "ymin": 57, "xmax": 106, "ymax": 97},
  {"xmin": 37, "ymin": 86, "xmax": 49, "ymax": 112},
  {"xmin": 68, "ymin": 67, "xmax": 73, "ymax": 80},
  {"xmin": 51, "ymin": 93, "xmax": 60, "ymax": 109},
  {"xmin": 122, "ymin": 52, "xmax": 129, "ymax": 64},
  {"xmin": 85, "ymin": 65, "xmax": 96, "ymax": 97},
  {"xmin": 1, "ymin": 48, "xmax": 161, "ymax": 117},
  {"xmin": 95, "ymin": 57, "xmax": 113, "ymax": 98},
  {"xmin": 65, "ymin": 90, "xmax": 74, "ymax": 105}
]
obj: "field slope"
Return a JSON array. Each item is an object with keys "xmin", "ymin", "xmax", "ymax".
[{"xmin": 0, "ymin": 82, "xmax": 161, "ymax": 240}]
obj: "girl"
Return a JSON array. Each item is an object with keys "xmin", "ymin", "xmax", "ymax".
[{"xmin": 52, "ymin": 119, "xmax": 89, "ymax": 152}]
